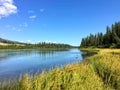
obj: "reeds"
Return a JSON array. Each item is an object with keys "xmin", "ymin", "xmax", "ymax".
[{"xmin": 91, "ymin": 50, "xmax": 120, "ymax": 89}]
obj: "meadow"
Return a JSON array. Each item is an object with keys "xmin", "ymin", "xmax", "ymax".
[{"xmin": 0, "ymin": 49, "xmax": 120, "ymax": 90}]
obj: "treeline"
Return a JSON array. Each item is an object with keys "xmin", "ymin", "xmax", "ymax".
[
  {"xmin": 0, "ymin": 42, "xmax": 72, "ymax": 49},
  {"xmin": 34, "ymin": 42, "xmax": 72, "ymax": 48},
  {"xmin": 80, "ymin": 22, "xmax": 120, "ymax": 48},
  {"xmin": 0, "ymin": 37, "xmax": 72, "ymax": 49}
]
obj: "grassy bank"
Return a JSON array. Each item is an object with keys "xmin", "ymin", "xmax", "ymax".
[
  {"xmin": 90, "ymin": 49, "xmax": 120, "ymax": 89},
  {"xmin": 0, "ymin": 49, "xmax": 120, "ymax": 90}
]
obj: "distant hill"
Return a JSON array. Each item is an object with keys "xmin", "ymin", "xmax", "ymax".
[
  {"xmin": 0, "ymin": 38, "xmax": 26, "ymax": 46},
  {"xmin": 0, "ymin": 38, "xmax": 73, "ymax": 49}
]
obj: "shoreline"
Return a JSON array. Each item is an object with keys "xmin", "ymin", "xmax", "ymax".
[{"xmin": 0, "ymin": 48, "xmax": 120, "ymax": 90}]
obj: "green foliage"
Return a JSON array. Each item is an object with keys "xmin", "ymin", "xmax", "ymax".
[{"xmin": 80, "ymin": 22, "xmax": 120, "ymax": 48}]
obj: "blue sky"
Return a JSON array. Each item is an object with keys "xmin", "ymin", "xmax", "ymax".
[{"xmin": 0, "ymin": 0, "xmax": 120, "ymax": 46}]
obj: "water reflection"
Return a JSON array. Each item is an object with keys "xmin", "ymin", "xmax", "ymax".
[
  {"xmin": 0, "ymin": 50, "xmax": 68, "ymax": 61},
  {"xmin": 0, "ymin": 49, "xmax": 83, "ymax": 81}
]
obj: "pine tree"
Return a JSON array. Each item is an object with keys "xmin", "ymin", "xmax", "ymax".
[{"xmin": 80, "ymin": 22, "xmax": 120, "ymax": 48}]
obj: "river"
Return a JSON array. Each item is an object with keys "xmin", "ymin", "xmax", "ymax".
[{"xmin": 0, "ymin": 49, "xmax": 86, "ymax": 81}]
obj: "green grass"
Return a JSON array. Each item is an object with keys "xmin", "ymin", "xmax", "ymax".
[{"xmin": 0, "ymin": 49, "xmax": 120, "ymax": 90}]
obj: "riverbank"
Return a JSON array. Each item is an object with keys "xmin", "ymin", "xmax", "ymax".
[
  {"xmin": 0, "ymin": 48, "xmax": 120, "ymax": 90},
  {"xmin": 0, "ymin": 48, "xmax": 71, "ymax": 51}
]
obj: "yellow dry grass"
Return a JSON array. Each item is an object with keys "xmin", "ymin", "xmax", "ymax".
[{"xmin": 97, "ymin": 48, "xmax": 120, "ymax": 54}]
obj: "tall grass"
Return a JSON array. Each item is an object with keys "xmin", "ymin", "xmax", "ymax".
[
  {"xmin": 0, "ymin": 49, "xmax": 120, "ymax": 90},
  {"xmin": 1, "ymin": 63, "xmax": 110, "ymax": 90},
  {"xmin": 90, "ymin": 49, "xmax": 120, "ymax": 89}
]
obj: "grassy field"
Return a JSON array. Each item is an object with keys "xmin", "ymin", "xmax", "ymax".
[{"xmin": 0, "ymin": 49, "xmax": 120, "ymax": 90}]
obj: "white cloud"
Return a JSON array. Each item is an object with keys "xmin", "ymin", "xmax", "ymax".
[
  {"xmin": 27, "ymin": 40, "xmax": 32, "ymax": 43},
  {"xmin": 45, "ymin": 40, "xmax": 57, "ymax": 43},
  {"xmin": 0, "ymin": 0, "xmax": 17, "ymax": 19},
  {"xmin": 40, "ymin": 8, "xmax": 44, "ymax": 12},
  {"xmin": 29, "ymin": 15, "xmax": 36, "ymax": 19}
]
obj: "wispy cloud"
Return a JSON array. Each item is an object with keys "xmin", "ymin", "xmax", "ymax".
[
  {"xmin": 28, "ymin": 10, "xmax": 34, "ymax": 13},
  {"xmin": 5, "ymin": 23, "xmax": 28, "ymax": 32},
  {"xmin": 23, "ymin": 23, "xmax": 28, "ymax": 27},
  {"xmin": 5, "ymin": 25, "xmax": 22, "ymax": 32},
  {"xmin": 16, "ymin": 29, "xmax": 22, "ymax": 32},
  {"xmin": 40, "ymin": 8, "xmax": 45, "ymax": 12},
  {"xmin": 42, "ymin": 24, "xmax": 47, "ymax": 27},
  {"xmin": 45, "ymin": 40, "xmax": 57, "ymax": 43},
  {"xmin": 29, "ymin": 15, "xmax": 37, "ymax": 19},
  {"xmin": 12, "ymin": 27, "xmax": 16, "ymax": 30},
  {"xmin": 19, "ymin": 22, "xmax": 28, "ymax": 27},
  {"xmin": 12, "ymin": 27, "xmax": 22, "ymax": 32},
  {"xmin": 0, "ymin": 0, "xmax": 17, "ymax": 19},
  {"xmin": 19, "ymin": 40, "xmax": 32, "ymax": 43},
  {"xmin": 27, "ymin": 40, "xmax": 32, "ymax": 43},
  {"xmin": 5, "ymin": 25, "xmax": 11, "ymax": 28},
  {"xmin": 0, "ymin": 33, "xmax": 6, "ymax": 37}
]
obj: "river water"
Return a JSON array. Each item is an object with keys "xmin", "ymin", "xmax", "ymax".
[{"xmin": 0, "ymin": 49, "xmax": 86, "ymax": 81}]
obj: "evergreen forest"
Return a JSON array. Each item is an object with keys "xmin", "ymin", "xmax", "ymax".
[{"xmin": 80, "ymin": 22, "xmax": 120, "ymax": 48}]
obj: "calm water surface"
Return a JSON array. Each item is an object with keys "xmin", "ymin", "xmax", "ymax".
[{"xmin": 0, "ymin": 49, "xmax": 85, "ymax": 81}]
